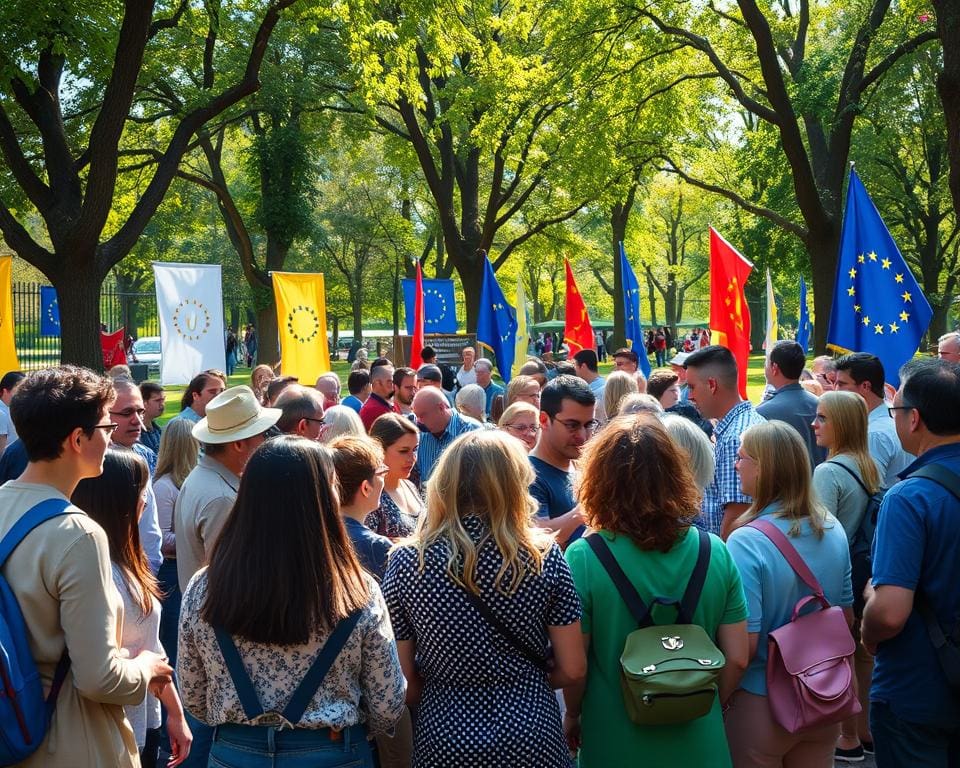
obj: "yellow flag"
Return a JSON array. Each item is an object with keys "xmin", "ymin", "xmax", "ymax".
[
  {"xmin": 0, "ymin": 257, "xmax": 19, "ymax": 371},
  {"xmin": 273, "ymin": 272, "xmax": 330, "ymax": 382}
]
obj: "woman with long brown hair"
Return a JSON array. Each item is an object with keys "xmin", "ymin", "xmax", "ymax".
[
  {"xmin": 381, "ymin": 430, "xmax": 585, "ymax": 766},
  {"xmin": 563, "ymin": 415, "xmax": 748, "ymax": 766},
  {"xmin": 73, "ymin": 449, "xmax": 192, "ymax": 768},
  {"xmin": 177, "ymin": 436, "xmax": 404, "ymax": 767}
]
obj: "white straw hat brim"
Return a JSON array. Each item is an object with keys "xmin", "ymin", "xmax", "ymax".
[{"xmin": 192, "ymin": 408, "xmax": 281, "ymax": 444}]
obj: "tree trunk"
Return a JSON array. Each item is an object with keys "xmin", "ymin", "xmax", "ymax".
[
  {"xmin": 55, "ymin": 265, "xmax": 107, "ymax": 369},
  {"xmin": 806, "ymin": 224, "xmax": 842, "ymax": 353},
  {"xmin": 458, "ymin": 247, "xmax": 486, "ymax": 332},
  {"xmin": 934, "ymin": 0, "xmax": 960, "ymax": 219},
  {"xmin": 645, "ymin": 271, "xmax": 658, "ymax": 327},
  {"xmin": 256, "ymin": 305, "xmax": 279, "ymax": 369},
  {"xmin": 665, "ymin": 280, "xmax": 678, "ymax": 330}
]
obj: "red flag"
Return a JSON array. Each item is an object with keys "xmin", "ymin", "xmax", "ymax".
[
  {"xmin": 100, "ymin": 327, "xmax": 127, "ymax": 369},
  {"xmin": 563, "ymin": 259, "xmax": 595, "ymax": 356},
  {"xmin": 409, "ymin": 261, "xmax": 425, "ymax": 368},
  {"xmin": 709, "ymin": 227, "xmax": 753, "ymax": 398}
]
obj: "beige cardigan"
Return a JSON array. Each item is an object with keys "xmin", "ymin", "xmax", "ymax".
[{"xmin": 0, "ymin": 481, "xmax": 153, "ymax": 767}]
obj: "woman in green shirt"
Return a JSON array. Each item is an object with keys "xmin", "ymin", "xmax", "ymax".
[{"xmin": 564, "ymin": 414, "xmax": 749, "ymax": 766}]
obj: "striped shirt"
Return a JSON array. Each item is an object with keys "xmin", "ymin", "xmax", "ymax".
[
  {"xmin": 415, "ymin": 410, "xmax": 480, "ymax": 482},
  {"xmin": 699, "ymin": 400, "xmax": 765, "ymax": 535}
]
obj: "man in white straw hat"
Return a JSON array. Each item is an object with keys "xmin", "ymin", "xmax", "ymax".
[{"xmin": 174, "ymin": 385, "xmax": 281, "ymax": 593}]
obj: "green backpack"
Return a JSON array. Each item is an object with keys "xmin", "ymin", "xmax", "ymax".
[{"xmin": 586, "ymin": 529, "xmax": 725, "ymax": 726}]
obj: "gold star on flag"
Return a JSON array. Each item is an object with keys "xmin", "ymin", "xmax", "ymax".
[
  {"xmin": 863, "ymin": 316, "xmax": 871, "ymax": 326},
  {"xmin": 854, "ymin": 304, "xmax": 861, "ymax": 312},
  {"xmin": 881, "ymin": 258, "xmax": 891, "ymax": 269},
  {"xmin": 902, "ymin": 291, "xmax": 912, "ymax": 303},
  {"xmin": 889, "ymin": 322, "xmax": 900, "ymax": 333},
  {"xmin": 848, "ymin": 268, "xmax": 857, "ymax": 279},
  {"xmin": 858, "ymin": 254, "xmax": 865, "ymax": 264},
  {"xmin": 847, "ymin": 286, "xmax": 856, "ymax": 296},
  {"xmin": 869, "ymin": 251, "xmax": 878, "ymax": 261},
  {"xmin": 874, "ymin": 324, "xmax": 884, "ymax": 334},
  {"xmin": 900, "ymin": 311, "xmax": 910, "ymax": 322},
  {"xmin": 895, "ymin": 273, "xmax": 904, "ymax": 284}
]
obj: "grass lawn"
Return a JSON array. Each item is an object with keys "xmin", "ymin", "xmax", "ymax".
[{"xmin": 157, "ymin": 355, "xmax": 771, "ymax": 422}]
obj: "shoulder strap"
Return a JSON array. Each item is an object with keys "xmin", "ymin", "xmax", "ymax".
[
  {"xmin": 678, "ymin": 529, "xmax": 712, "ymax": 624},
  {"xmin": 586, "ymin": 530, "xmax": 711, "ymax": 627},
  {"xmin": 282, "ymin": 610, "xmax": 362, "ymax": 724},
  {"xmin": 459, "ymin": 587, "xmax": 551, "ymax": 673},
  {"xmin": 747, "ymin": 519, "xmax": 825, "ymax": 597},
  {"xmin": 214, "ymin": 609, "xmax": 364, "ymax": 725},
  {"xmin": 909, "ymin": 464, "xmax": 960, "ymax": 502},
  {"xmin": 826, "ymin": 460, "xmax": 871, "ymax": 497},
  {"xmin": 214, "ymin": 627, "xmax": 264, "ymax": 720},
  {"xmin": 586, "ymin": 534, "xmax": 651, "ymax": 627},
  {"xmin": 0, "ymin": 499, "xmax": 72, "ymax": 568}
]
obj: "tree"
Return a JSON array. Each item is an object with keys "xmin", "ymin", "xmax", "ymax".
[
  {"xmin": 626, "ymin": 0, "xmax": 937, "ymax": 351},
  {"xmin": 0, "ymin": 0, "xmax": 296, "ymax": 368},
  {"xmin": 341, "ymin": 0, "xmax": 608, "ymax": 330}
]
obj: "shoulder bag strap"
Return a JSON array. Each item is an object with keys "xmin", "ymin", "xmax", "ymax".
[
  {"xmin": 214, "ymin": 627, "xmax": 264, "ymax": 720},
  {"xmin": 458, "ymin": 586, "xmax": 551, "ymax": 673},
  {"xmin": 0, "ymin": 499, "xmax": 73, "ymax": 715},
  {"xmin": 0, "ymin": 498, "xmax": 72, "ymax": 568},
  {"xmin": 585, "ymin": 534, "xmax": 652, "ymax": 628},
  {"xmin": 747, "ymin": 519, "xmax": 825, "ymax": 597},
  {"xmin": 282, "ymin": 610, "xmax": 363, "ymax": 725},
  {"xmin": 909, "ymin": 464, "xmax": 960, "ymax": 502},
  {"xmin": 826, "ymin": 459, "xmax": 871, "ymax": 497},
  {"xmin": 677, "ymin": 529, "xmax": 712, "ymax": 625}
]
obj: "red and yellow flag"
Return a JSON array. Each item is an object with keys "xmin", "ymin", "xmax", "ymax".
[
  {"xmin": 709, "ymin": 227, "xmax": 753, "ymax": 398},
  {"xmin": 563, "ymin": 259, "xmax": 595, "ymax": 356}
]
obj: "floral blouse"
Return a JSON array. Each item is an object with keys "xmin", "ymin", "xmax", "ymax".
[
  {"xmin": 177, "ymin": 569, "xmax": 405, "ymax": 734},
  {"xmin": 365, "ymin": 480, "xmax": 424, "ymax": 538}
]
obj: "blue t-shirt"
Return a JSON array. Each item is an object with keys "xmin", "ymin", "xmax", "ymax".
[
  {"xmin": 343, "ymin": 517, "xmax": 392, "ymax": 581},
  {"xmin": 870, "ymin": 443, "xmax": 960, "ymax": 727},
  {"xmin": 529, "ymin": 456, "xmax": 585, "ymax": 541},
  {"xmin": 341, "ymin": 395, "xmax": 363, "ymax": 414},
  {"xmin": 726, "ymin": 505, "xmax": 852, "ymax": 696}
]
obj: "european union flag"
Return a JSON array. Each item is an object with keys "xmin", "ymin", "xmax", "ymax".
[
  {"xmin": 827, "ymin": 169, "xmax": 932, "ymax": 387},
  {"xmin": 40, "ymin": 286, "xmax": 61, "ymax": 337},
  {"xmin": 797, "ymin": 277, "xmax": 810, "ymax": 352},
  {"xmin": 620, "ymin": 242, "xmax": 651, "ymax": 376},
  {"xmin": 476, "ymin": 257, "xmax": 517, "ymax": 382},
  {"xmin": 402, "ymin": 278, "xmax": 457, "ymax": 335}
]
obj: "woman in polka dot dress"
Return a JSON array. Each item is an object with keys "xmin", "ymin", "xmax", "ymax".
[{"xmin": 382, "ymin": 430, "xmax": 586, "ymax": 767}]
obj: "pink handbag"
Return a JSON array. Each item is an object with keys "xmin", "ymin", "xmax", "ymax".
[{"xmin": 747, "ymin": 519, "xmax": 861, "ymax": 734}]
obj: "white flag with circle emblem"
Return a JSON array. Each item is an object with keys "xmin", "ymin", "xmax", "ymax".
[{"xmin": 153, "ymin": 263, "xmax": 226, "ymax": 385}]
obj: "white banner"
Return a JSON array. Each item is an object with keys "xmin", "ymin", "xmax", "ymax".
[{"xmin": 153, "ymin": 263, "xmax": 226, "ymax": 385}]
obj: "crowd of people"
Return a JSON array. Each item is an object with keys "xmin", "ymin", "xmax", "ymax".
[{"xmin": 0, "ymin": 330, "xmax": 958, "ymax": 768}]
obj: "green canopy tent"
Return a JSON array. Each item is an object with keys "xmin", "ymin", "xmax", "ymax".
[{"xmin": 530, "ymin": 319, "xmax": 614, "ymax": 332}]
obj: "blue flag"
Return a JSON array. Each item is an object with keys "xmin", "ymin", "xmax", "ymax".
[
  {"xmin": 40, "ymin": 285, "xmax": 61, "ymax": 337},
  {"xmin": 827, "ymin": 169, "xmax": 932, "ymax": 387},
  {"xmin": 797, "ymin": 277, "xmax": 810, "ymax": 352},
  {"xmin": 402, "ymin": 278, "xmax": 457, "ymax": 335},
  {"xmin": 619, "ymin": 242, "xmax": 651, "ymax": 376},
  {"xmin": 476, "ymin": 257, "xmax": 517, "ymax": 382}
]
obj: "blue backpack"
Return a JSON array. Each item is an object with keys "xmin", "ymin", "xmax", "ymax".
[{"xmin": 0, "ymin": 499, "xmax": 72, "ymax": 765}]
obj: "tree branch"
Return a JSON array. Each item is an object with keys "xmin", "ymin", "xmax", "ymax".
[
  {"xmin": 0, "ymin": 102, "xmax": 53, "ymax": 210},
  {"xmin": 857, "ymin": 30, "xmax": 938, "ymax": 95},
  {"xmin": 148, "ymin": 0, "xmax": 190, "ymax": 39},
  {"xmin": 492, "ymin": 202, "xmax": 589, "ymax": 269}
]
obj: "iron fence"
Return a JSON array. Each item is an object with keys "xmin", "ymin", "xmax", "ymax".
[{"xmin": 12, "ymin": 282, "xmax": 256, "ymax": 370}]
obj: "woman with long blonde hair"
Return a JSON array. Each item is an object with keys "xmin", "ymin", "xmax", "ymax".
[
  {"xmin": 381, "ymin": 430, "xmax": 585, "ymax": 767},
  {"xmin": 602, "ymin": 370, "xmax": 639, "ymax": 421},
  {"xmin": 725, "ymin": 421, "xmax": 853, "ymax": 767},
  {"xmin": 811, "ymin": 391, "xmax": 879, "ymax": 762}
]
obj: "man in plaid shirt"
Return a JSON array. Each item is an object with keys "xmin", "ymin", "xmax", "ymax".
[{"xmin": 684, "ymin": 345, "xmax": 765, "ymax": 538}]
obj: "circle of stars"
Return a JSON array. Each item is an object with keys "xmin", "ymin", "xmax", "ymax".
[
  {"xmin": 47, "ymin": 298, "xmax": 60, "ymax": 327},
  {"xmin": 173, "ymin": 299, "xmax": 212, "ymax": 341},
  {"xmin": 848, "ymin": 250, "xmax": 910, "ymax": 336},
  {"xmin": 424, "ymin": 287, "xmax": 447, "ymax": 327},
  {"xmin": 287, "ymin": 305, "xmax": 319, "ymax": 343}
]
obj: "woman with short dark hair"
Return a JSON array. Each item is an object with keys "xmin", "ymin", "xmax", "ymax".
[
  {"xmin": 564, "ymin": 415, "xmax": 749, "ymax": 767},
  {"xmin": 177, "ymin": 437, "xmax": 405, "ymax": 767}
]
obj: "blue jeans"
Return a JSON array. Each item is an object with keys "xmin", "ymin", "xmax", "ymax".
[
  {"xmin": 871, "ymin": 701, "xmax": 960, "ymax": 768},
  {"xmin": 209, "ymin": 723, "xmax": 373, "ymax": 768}
]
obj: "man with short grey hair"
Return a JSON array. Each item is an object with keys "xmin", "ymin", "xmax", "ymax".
[
  {"xmin": 315, "ymin": 372, "xmax": 341, "ymax": 410},
  {"xmin": 275, "ymin": 385, "xmax": 325, "ymax": 440},
  {"xmin": 360, "ymin": 363, "xmax": 395, "ymax": 431},
  {"xmin": 937, "ymin": 331, "xmax": 960, "ymax": 363},
  {"xmin": 474, "ymin": 358, "xmax": 503, "ymax": 416},
  {"xmin": 455, "ymin": 383, "xmax": 488, "ymax": 424}
]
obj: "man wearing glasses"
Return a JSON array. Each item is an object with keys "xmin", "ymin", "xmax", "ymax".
[
  {"xmin": 110, "ymin": 378, "xmax": 162, "ymax": 574},
  {"xmin": 529, "ymin": 375, "xmax": 597, "ymax": 546}
]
